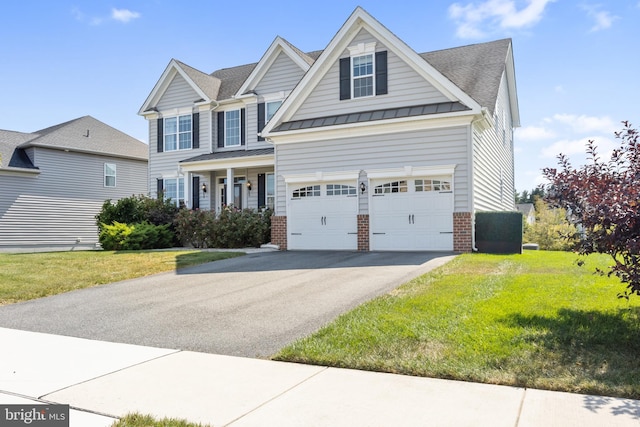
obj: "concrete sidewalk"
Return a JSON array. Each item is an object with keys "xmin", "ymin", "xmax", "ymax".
[{"xmin": 1, "ymin": 328, "xmax": 638, "ymax": 426}]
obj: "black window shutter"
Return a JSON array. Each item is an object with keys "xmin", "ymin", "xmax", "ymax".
[
  {"xmin": 258, "ymin": 173, "xmax": 266, "ymax": 208},
  {"xmin": 240, "ymin": 108, "xmax": 246, "ymax": 146},
  {"xmin": 156, "ymin": 178, "xmax": 164, "ymax": 199},
  {"xmin": 257, "ymin": 103, "xmax": 265, "ymax": 141},
  {"xmin": 217, "ymin": 112, "xmax": 224, "ymax": 148},
  {"xmin": 157, "ymin": 118, "xmax": 164, "ymax": 153},
  {"xmin": 192, "ymin": 176, "xmax": 200, "ymax": 210},
  {"xmin": 339, "ymin": 57, "xmax": 351, "ymax": 100},
  {"xmin": 375, "ymin": 51, "xmax": 388, "ymax": 96},
  {"xmin": 192, "ymin": 112, "xmax": 200, "ymax": 149}
]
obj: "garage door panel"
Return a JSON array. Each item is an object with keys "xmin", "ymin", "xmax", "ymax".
[
  {"xmin": 370, "ymin": 177, "xmax": 453, "ymax": 251},
  {"xmin": 287, "ymin": 181, "xmax": 358, "ymax": 250}
]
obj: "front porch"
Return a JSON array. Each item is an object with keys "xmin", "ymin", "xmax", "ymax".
[{"xmin": 179, "ymin": 148, "xmax": 275, "ymax": 212}]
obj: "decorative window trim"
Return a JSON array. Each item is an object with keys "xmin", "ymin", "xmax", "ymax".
[
  {"xmin": 104, "ymin": 163, "xmax": 116, "ymax": 187},
  {"xmin": 351, "ymin": 54, "xmax": 375, "ymax": 98}
]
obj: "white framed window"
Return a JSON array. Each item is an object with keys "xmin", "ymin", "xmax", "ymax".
[
  {"xmin": 374, "ymin": 180, "xmax": 408, "ymax": 194},
  {"xmin": 352, "ymin": 54, "xmax": 374, "ymax": 98},
  {"xmin": 266, "ymin": 101, "xmax": 282, "ymax": 123},
  {"xmin": 164, "ymin": 115, "xmax": 192, "ymax": 151},
  {"xmin": 225, "ymin": 110, "xmax": 241, "ymax": 147},
  {"xmin": 415, "ymin": 179, "xmax": 451, "ymax": 192},
  {"xmin": 327, "ymin": 184, "xmax": 356, "ymax": 196},
  {"xmin": 164, "ymin": 177, "xmax": 185, "ymax": 207},
  {"xmin": 292, "ymin": 185, "xmax": 320, "ymax": 199},
  {"xmin": 104, "ymin": 163, "xmax": 116, "ymax": 187},
  {"xmin": 266, "ymin": 173, "xmax": 275, "ymax": 210}
]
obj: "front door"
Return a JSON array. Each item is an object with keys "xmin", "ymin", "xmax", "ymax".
[{"xmin": 220, "ymin": 183, "xmax": 242, "ymax": 209}]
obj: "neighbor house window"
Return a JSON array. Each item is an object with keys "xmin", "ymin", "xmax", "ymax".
[
  {"xmin": 352, "ymin": 54, "xmax": 374, "ymax": 98},
  {"xmin": 104, "ymin": 163, "xmax": 116, "ymax": 187},
  {"xmin": 266, "ymin": 101, "xmax": 282, "ymax": 123},
  {"xmin": 164, "ymin": 115, "xmax": 192, "ymax": 151},
  {"xmin": 164, "ymin": 177, "xmax": 185, "ymax": 207},
  {"xmin": 225, "ymin": 110, "xmax": 241, "ymax": 147}
]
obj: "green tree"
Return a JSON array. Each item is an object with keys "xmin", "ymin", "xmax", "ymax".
[{"xmin": 523, "ymin": 199, "xmax": 577, "ymax": 251}]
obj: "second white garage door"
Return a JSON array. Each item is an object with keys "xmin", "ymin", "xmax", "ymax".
[
  {"xmin": 370, "ymin": 177, "xmax": 454, "ymax": 251},
  {"xmin": 287, "ymin": 181, "xmax": 358, "ymax": 250}
]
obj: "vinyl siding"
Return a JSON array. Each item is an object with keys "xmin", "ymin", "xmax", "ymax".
[
  {"xmin": 149, "ymin": 73, "xmax": 211, "ymax": 196},
  {"xmin": 0, "ymin": 148, "xmax": 147, "ymax": 250},
  {"xmin": 156, "ymin": 73, "xmax": 201, "ymax": 110},
  {"xmin": 291, "ymin": 28, "xmax": 450, "ymax": 122},
  {"xmin": 245, "ymin": 102, "xmax": 272, "ymax": 150},
  {"xmin": 472, "ymin": 72, "xmax": 515, "ymax": 212},
  {"xmin": 255, "ymin": 51, "xmax": 306, "ymax": 95},
  {"xmin": 274, "ymin": 126, "xmax": 470, "ymax": 215}
]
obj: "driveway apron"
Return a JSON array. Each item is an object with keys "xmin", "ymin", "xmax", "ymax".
[{"xmin": 0, "ymin": 251, "xmax": 455, "ymax": 357}]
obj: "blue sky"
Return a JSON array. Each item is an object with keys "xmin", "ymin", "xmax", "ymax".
[{"xmin": 1, "ymin": 1, "xmax": 638, "ymax": 192}]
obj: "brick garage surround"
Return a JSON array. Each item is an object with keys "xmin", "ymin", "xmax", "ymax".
[
  {"xmin": 270, "ymin": 215, "xmax": 287, "ymax": 250},
  {"xmin": 453, "ymin": 212, "xmax": 473, "ymax": 252},
  {"xmin": 357, "ymin": 214, "xmax": 369, "ymax": 251}
]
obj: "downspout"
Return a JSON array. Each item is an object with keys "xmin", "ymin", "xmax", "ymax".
[{"xmin": 469, "ymin": 108, "xmax": 491, "ymax": 252}]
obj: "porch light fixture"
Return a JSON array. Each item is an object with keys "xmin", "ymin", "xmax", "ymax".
[
  {"xmin": 201, "ymin": 183, "xmax": 207, "ymax": 194},
  {"xmin": 360, "ymin": 182, "xmax": 366, "ymax": 193},
  {"xmin": 246, "ymin": 181, "xmax": 252, "ymax": 191}
]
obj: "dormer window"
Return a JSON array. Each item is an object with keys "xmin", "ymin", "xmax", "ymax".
[
  {"xmin": 352, "ymin": 54, "xmax": 374, "ymax": 98},
  {"xmin": 340, "ymin": 42, "xmax": 387, "ymax": 100}
]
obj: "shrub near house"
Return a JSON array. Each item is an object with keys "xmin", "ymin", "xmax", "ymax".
[
  {"xmin": 96, "ymin": 195, "xmax": 178, "ymax": 250},
  {"xmin": 174, "ymin": 207, "xmax": 271, "ymax": 249}
]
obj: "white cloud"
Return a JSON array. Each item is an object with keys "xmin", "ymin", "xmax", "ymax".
[
  {"xmin": 541, "ymin": 136, "xmax": 616, "ymax": 160},
  {"xmin": 516, "ymin": 125, "xmax": 556, "ymax": 141},
  {"xmin": 448, "ymin": 0, "xmax": 555, "ymax": 38},
  {"xmin": 581, "ymin": 5, "xmax": 619, "ymax": 32},
  {"xmin": 111, "ymin": 8, "xmax": 141, "ymax": 23},
  {"xmin": 550, "ymin": 113, "xmax": 617, "ymax": 134}
]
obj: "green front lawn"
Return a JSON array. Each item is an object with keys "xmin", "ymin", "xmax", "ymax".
[
  {"xmin": 0, "ymin": 250, "xmax": 243, "ymax": 305},
  {"xmin": 274, "ymin": 251, "xmax": 640, "ymax": 399}
]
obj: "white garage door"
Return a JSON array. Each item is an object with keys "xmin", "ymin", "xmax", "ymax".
[
  {"xmin": 370, "ymin": 177, "xmax": 453, "ymax": 251},
  {"xmin": 287, "ymin": 181, "xmax": 358, "ymax": 250}
]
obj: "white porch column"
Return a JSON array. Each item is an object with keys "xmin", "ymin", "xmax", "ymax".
[{"xmin": 226, "ymin": 168, "xmax": 234, "ymax": 207}]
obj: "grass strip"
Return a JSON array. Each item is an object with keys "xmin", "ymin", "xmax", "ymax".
[
  {"xmin": 0, "ymin": 250, "xmax": 243, "ymax": 305},
  {"xmin": 274, "ymin": 251, "xmax": 640, "ymax": 399}
]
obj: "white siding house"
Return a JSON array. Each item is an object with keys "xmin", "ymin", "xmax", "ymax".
[
  {"xmin": 0, "ymin": 116, "xmax": 148, "ymax": 251},
  {"xmin": 139, "ymin": 7, "xmax": 519, "ymax": 252}
]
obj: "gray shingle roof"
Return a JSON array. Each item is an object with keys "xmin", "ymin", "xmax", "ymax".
[
  {"xmin": 195, "ymin": 38, "xmax": 509, "ymax": 115},
  {"xmin": 19, "ymin": 116, "xmax": 148, "ymax": 161},
  {"xmin": 274, "ymin": 101, "xmax": 470, "ymax": 132},
  {"xmin": 181, "ymin": 148, "xmax": 274, "ymax": 164},
  {"xmin": 174, "ymin": 60, "xmax": 221, "ymax": 101},
  {"xmin": 0, "ymin": 130, "xmax": 38, "ymax": 169},
  {"xmin": 421, "ymin": 39, "xmax": 511, "ymax": 115}
]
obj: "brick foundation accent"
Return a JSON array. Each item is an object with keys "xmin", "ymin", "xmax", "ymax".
[
  {"xmin": 270, "ymin": 215, "xmax": 287, "ymax": 250},
  {"xmin": 357, "ymin": 214, "xmax": 370, "ymax": 251},
  {"xmin": 453, "ymin": 212, "xmax": 473, "ymax": 252}
]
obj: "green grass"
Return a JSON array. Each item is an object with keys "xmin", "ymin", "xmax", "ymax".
[
  {"xmin": 111, "ymin": 413, "xmax": 210, "ymax": 427},
  {"xmin": 0, "ymin": 250, "xmax": 244, "ymax": 305},
  {"xmin": 274, "ymin": 251, "xmax": 640, "ymax": 399}
]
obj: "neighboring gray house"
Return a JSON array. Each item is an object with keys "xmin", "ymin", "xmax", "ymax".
[
  {"xmin": 516, "ymin": 203, "xmax": 536, "ymax": 225},
  {"xmin": 139, "ymin": 7, "xmax": 519, "ymax": 252},
  {"xmin": 0, "ymin": 116, "xmax": 148, "ymax": 251}
]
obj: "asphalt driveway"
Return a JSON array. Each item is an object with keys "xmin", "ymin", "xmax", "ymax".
[{"xmin": 0, "ymin": 251, "xmax": 455, "ymax": 357}]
